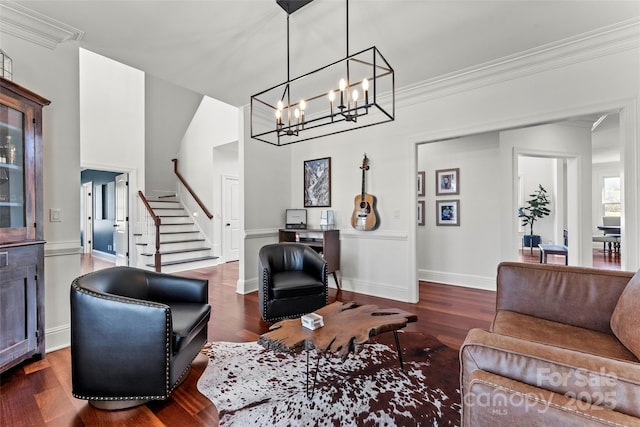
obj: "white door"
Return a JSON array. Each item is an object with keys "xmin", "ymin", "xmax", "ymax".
[
  {"xmin": 82, "ymin": 181, "xmax": 93, "ymax": 254},
  {"xmin": 114, "ymin": 173, "xmax": 129, "ymax": 266},
  {"xmin": 223, "ymin": 176, "xmax": 240, "ymax": 262}
]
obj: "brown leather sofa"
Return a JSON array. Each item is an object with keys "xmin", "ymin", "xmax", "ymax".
[{"xmin": 461, "ymin": 262, "xmax": 640, "ymax": 426}]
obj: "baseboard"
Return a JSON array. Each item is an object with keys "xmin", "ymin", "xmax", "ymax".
[
  {"xmin": 419, "ymin": 269, "xmax": 496, "ymax": 291},
  {"xmin": 238, "ymin": 277, "xmax": 258, "ymax": 294},
  {"xmin": 340, "ymin": 277, "xmax": 413, "ymax": 302},
  {"xmin": 46, "ymin": 324, "xmax": 70, "ymax": 353},
  {"xmin": 91, "ymin": 250, "xmax": 116, "ymax": 262}
]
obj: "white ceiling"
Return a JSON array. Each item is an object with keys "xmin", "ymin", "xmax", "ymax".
[{"xmin": 12, "ymin": 0, "xmax": 640, "ymax": 107}]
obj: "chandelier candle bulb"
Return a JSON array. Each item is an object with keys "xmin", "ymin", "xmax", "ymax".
[
  {"xmin": 352, "ymin": 89, "xmax": 358, "ymax": 110},
  {"xmin": 300, "ymin": 99, "xmax": 306, "ymax": 128},
  {"xmin": 362, "ymin": 78, "xmax": 369, "ymax": 105},
  {"xmin": 328, "ymin": 90, "xmax": 335, "ymax": 120}
]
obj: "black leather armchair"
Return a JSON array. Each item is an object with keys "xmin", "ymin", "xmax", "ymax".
[
  {"xmin": 70, "ymin": 266, "xmax": 211, "ymax": 410},
  {"xmin": 258, "ymin": 243, "xmax": 328, "ymax": 322}
]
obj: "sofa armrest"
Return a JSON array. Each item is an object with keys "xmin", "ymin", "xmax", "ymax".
[
  {"xmin": 461, "ymin": 328, "xmax": 640, "ymax": 419},
  {"xmin": 71, "ymin": 284, "xmax": 171, "ymax": 399},
  {"xmin": 496, "ymin": 262, "xmax": 633, "ymax": 333},
  {"xmin": 146, "ymin": 270, "xmax": 208, "ymax": 304}
]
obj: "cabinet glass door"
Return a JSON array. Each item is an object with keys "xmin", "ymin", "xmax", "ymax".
[{"xmin": 0, "ymin": 103, "xmax": 25, "ymax": 229}]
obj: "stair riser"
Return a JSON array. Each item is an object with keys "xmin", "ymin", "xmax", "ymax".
[
  {"xmin": 153, "ymin": 209, "xmax": 187, "ymax": 217},
  {"xmin": 158, "ymin": 240, "xmax": 207, "ymax": 251},
  {"xmin": 160, "ymin": 224, "xmax": 196, "ymax": 233},
  {"xmin": 148, "ymin": 201, "xmax": 180, "ymax": 209},
  {"xmin": 157, "ymin": 216, "xmax": 191, "ymax": 225},
  {"xmin": 160, "ymin": 233, "xmax": 201, "ymax": 243}
]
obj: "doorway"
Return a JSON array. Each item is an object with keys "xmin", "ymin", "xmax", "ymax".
[
  {"xmin": 416, "ymin": 111, "xmax": 627, "ymax": 291},
  {"xmin": 80, "ymin": 169, "xmax": 130, "ymax": 264}
]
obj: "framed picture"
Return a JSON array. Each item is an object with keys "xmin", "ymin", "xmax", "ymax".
[
  {"xmin": 435, "ymin": 168, "xmax": 459, "ymax": 196},
  {"xmin": 417, "ymin": 171, "xmax": 425, "ymax": 197},
  {"xmin": 436, "ymin": 200, "xmax": 460, "ymax": 226},
  {"xmin": 417, "ymin": 200, "xmax": 425, "ymax": 226},
  {"xmin": 304, "ymin": 157, "xmax": 331, "ymax": 207}
]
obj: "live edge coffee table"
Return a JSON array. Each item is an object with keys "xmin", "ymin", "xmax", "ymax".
[{"xmin": 258, "ymin": 301, "xmax": 417, "ymax": 398}]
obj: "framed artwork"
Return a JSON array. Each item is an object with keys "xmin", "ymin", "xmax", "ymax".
[
  {"xmin": 417, "ymin": 200, "xmax": 425, "ymax": 226},
  {"xmin": 436, "ymin": 200, "xmax": 460, "ymax": 226},
  {"xmin": 435, "ymin": 168, "xmax": 459, "ymax": 196},
  {"xmin": 417, "ymin": 171, "xmax": 425, "ymax": 197},
  {"xmin": 304, "ymin": 157, "xmax": 331, "ymax": 207}
]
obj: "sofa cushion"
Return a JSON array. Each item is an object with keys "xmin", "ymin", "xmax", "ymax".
[
  {"xmin": 611, "ymin": 270, "xmax": 640, "ymax": 359},
  {"xmin": 492, "ymin": 310, "xmax": 637, "ymax": 362}
]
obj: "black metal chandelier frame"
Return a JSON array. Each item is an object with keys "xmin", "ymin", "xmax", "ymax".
[{"xmin": 250, "ymin": 0, "xmax": 395, "ymax": 146}]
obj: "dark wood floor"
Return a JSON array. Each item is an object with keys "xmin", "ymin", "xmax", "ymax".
[{"xmin": 2, "ymin": 249, "xmax": 617, "ymax": 426}]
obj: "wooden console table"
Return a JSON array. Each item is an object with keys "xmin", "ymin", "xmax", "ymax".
[{"xmin": 279, "ymin": 228, "xmax": 341, "ymax": 289}]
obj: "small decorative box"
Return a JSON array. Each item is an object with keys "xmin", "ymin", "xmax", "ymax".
[{"xmin": 301, "ymin": 312, "xmax": 324, "ymax": 330}]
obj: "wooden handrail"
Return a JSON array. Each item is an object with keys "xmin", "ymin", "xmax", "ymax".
[
  {"xmin": 171, "ymin": 159, "xmax": 214, "ymax": 219},
  {"xmin": 138, "ymin": 191, "xmax": 162, "ymax": 272}
]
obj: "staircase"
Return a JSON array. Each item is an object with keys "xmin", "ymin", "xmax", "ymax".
[{"xmin": 135, "ymin": 196, "xmax": 219, "ymax": 273}]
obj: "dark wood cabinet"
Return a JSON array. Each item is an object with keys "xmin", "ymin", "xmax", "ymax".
[
  {"xmin": 279, "ymin": 228, "xmax": 341, "ymax": 288},
  {"xmin": 0, "ymin": 78, "xmax": 49, "ymax": 373}
]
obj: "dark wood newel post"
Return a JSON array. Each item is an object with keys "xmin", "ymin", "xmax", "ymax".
[
  {"xmin": 138, "ymin": 191, "xmax": 162, "ymax": 272},
  {"xmin": 171, "ymin": 159, "xmax": 214, "ymax": 219}
]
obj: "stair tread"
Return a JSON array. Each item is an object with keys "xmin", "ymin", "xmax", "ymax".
[
  {"xmin": 148, "ymin": 199, "xmax": 179, "ymax": 203},
  {"xmin": 159, "ymin": 238, "xmax": 205, "ymax": 243},
  {"xmin": 160, "ymin": 230, "xmax": 199, "ymax": 235},
  {"xmin": 140, "ymin": 247, "xmax": 211, "ymax": 256},
  {"xmin": 146, "ymin": 255, "xmax": 219, "ymax": 267}
]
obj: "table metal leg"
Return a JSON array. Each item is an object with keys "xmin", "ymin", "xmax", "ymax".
[
  {"xmin": 305, "ymin": 349, "xmax": 322, "ymax": 400},
  {"xmin": 393, "ymin": 330, "xmax": 405, "ymax": 372}
]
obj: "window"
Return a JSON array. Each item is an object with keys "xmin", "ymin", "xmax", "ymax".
[{"xmin": 602, "ymin": 176, "xmax": 621, "ymax": 217}]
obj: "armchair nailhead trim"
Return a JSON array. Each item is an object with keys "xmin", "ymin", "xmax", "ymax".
[{"xmin": 71, "ymin": 277, "xmax": 173, "ymax": 400}]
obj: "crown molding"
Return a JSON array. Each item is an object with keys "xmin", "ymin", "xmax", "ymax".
[
  {"xmin": 397, "ymin": 18, "xmax": 640, "ymax": 108},
  {"xmin": 0, "ymin": 1, "xmax": 84, "ymax": 49}
]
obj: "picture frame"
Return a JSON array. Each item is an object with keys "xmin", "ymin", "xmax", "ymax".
[
  {"xmin": 435, "ymin": 168, "xmax": 459, "ymax": 196},
  {"xmin": 417, "ymin": 171, "xmax": 425, "ymax": 197},
  {"xmin": 417, "ymin": 200, "xmax": 425, "ymax": 226},
  {"xmin": 304, "ymin": 157, "xmax": 331, "ymax": 207},
  {"xmin": 436, "ymin": 199, "xmax": 460, "ymax": 226}
]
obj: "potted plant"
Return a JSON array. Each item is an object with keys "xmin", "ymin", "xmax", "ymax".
[{"xmin": 518, "ymin": 184, "xmax": 551, "ymax": 251}]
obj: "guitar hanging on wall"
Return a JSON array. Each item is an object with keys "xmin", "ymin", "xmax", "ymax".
[{"xmin": 351, "ymin": 154, "xmax": 379, "ymax": 231}]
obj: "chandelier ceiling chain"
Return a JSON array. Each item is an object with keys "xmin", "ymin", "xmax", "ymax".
[{"xmin": 250, "ymin": 0, "xmax": 395, "ymax": 146}]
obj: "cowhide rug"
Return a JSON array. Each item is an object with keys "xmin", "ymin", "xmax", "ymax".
[{"xmin": 197, "ymin": 332, "xmax": 461, "ymax": 426}]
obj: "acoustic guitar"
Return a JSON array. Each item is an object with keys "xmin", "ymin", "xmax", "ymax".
[{"xmin": 351, "ymin": 154, "xmax": 379, "ymax": 231}]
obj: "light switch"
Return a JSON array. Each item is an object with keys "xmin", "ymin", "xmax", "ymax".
[{"xmin": 50, "ymin": 208, "xmax": 62, "ymax": 222}]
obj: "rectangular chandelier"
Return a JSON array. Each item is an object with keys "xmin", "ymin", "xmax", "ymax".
[{"xmin": 250, "ymin": 1, "xmax": 395, "ymax": 146}]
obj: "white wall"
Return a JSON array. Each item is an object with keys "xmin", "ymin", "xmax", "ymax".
[
  {"xmin": 79, "ymin": 48, "xmax": 145, "ymax": 268},
  {"xmin": 417, "ymin": 133, "xmax": 502, "ymax": 289},
  {"xmin": 1, "ymin": 33, "xmax": 82, "ymax": 351},
  {"xmin": 175, "ymin": 96, "xmax": 239, "ymax": 246},
  {"xmin": 240, "ymin": 22, "xmax": 640, "ymax": 298},
  {"xmin": 145, "ymin": 74, "xmax": 202, "ymax": 195}
]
